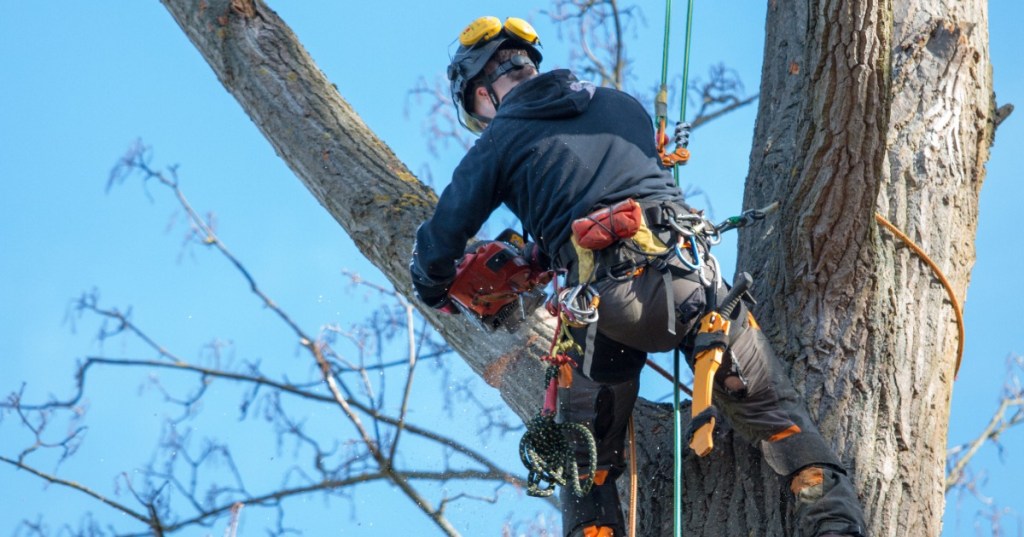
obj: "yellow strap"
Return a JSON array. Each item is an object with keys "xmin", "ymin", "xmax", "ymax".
[
  {"xmin": 631, "ymin": 219, "xmax": 669, "ymax": 254},
  {"xmin": 571, "ymin": 235, "xmax": 596, "ymax": 283}
]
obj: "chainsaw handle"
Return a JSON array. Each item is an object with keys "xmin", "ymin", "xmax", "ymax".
[{"xmin": 718, "ymin": 272, "xmax": 752, "ymax": 318}]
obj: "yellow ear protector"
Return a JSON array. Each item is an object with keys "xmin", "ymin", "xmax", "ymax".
[{"xmin": 459, "ymin": 16, "xmax": 540, "ymax": 48}]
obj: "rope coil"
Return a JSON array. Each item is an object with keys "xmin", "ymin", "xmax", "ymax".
[{"xmin": 519, "ymin": 414, "xmax": 598, "ymax": 498}]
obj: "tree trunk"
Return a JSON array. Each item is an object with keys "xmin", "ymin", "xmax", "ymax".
[
  {"xmin": 161, "ymin": 0, "xmax": 994, "ymax": 535},
  {"xmin": 734, "ymin": 0, "xmax": 993, "ymax": 535}
]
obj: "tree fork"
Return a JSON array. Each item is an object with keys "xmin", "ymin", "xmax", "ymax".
[
  {"xmin": 160, "ymin": 1, "xmax": 684, "ymax": 533},
  {"xmin": 161, "ymin": 0, "xmax": 996, "ymax": 535}
]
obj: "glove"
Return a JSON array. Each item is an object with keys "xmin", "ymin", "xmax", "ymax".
[
  {"xmin": 414, "ymin": 288, "xmax": 460, "ymax": 315},
  {"xmin": 673, "ymin": 121, "xmax": 692, "ymax": 148},
  {"xmin": 409, "ymin": 260, "xmax": 456, "ymax": 311}
]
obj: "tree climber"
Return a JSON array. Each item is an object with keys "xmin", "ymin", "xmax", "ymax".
[{"xmin": 410, "ymin": 15, "xmax": 867, "ymax": 537}]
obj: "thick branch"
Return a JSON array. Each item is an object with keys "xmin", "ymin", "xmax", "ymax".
[{"xmin": 160, "ymin": 0, "xmax": 550, "ymax": 429}]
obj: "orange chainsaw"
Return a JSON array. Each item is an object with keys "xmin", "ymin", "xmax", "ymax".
[{"xmin": 448, "ymin": 229, "xmax": 551, "ymax": 332}]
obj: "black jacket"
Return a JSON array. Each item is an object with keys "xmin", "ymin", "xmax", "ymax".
[{"xmin": 411, "ymin": 69, "xmax": 684, "ymax": 305}]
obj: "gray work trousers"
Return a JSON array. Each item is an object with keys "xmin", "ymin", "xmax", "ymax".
[{"xmin": 558, "ymin": 256, "xmax": 866, "ymax": 537}]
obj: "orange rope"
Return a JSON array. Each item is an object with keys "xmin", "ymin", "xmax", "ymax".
[
  {"xmin": 874, "ymin": 212, "xmax": 965, "ymax": 378},
  {"xmin": 628, "ymin": 416, "xmax": 638, "ymax": 537}
]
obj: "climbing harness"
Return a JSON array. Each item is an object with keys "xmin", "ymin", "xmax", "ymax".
[
  {"xmin": 874, "ymin": 212, "xmax": 965, "ymax": 377},
  {"xmin": 520, "ymin": 278, "xmax": 599, "ymax": 498}
]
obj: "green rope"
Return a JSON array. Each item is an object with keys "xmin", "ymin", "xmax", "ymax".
[
  {"xmin": 658, "ymin": 1, "xmax": 698, "ymax": 535},
  {"xmin": 656, "ymin": 0, "xmax": 673, "ymax": 125},
  {"xmin": 679, "ymin": 0, "xmax": 696, "ymax": 125},
  {"xmin": 672, "ymin": 0, "xmax": 696, "ymax": 186},
  {"xmin": 660, "ymin": 0, "xmax": 673, "ymax": 87}
]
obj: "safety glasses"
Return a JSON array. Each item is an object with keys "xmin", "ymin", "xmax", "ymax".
[{"xmin": 458, "ymin": 16, "xmax": 540, "ymax": 48}]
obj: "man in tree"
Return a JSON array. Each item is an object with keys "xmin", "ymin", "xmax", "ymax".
[{"xmin": 410, "ymin": 15, "xmax": 867, "ymax": 537}]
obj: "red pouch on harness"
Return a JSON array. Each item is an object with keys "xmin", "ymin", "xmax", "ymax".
[{"xmin": 571, "ymin": 198, "xmax": 643, "ymax": 250}]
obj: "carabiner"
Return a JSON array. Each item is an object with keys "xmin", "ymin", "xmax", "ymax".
[
  {"xmin": 557, "ymin": 284, "xmax": 600, "ymax": 327},
  {"xmin": 673, "ymin": 239, "xmax": 702, "ymax": 271}
]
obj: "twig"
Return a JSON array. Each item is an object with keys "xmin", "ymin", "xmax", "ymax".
[
  {"xmin": 0, "ymin": 455, "xmax": 151, "ymax": 525},
  {"xmin": 946, "ymin": 395, "xmax": 1024, "ymax": 491},
  {"xmin": 389, "ymin": 301, "xmax": 419, "ymax": 463},
  {"xmin": 947, "ymin": 355, "xmax": 1024, "ymax": 492}
]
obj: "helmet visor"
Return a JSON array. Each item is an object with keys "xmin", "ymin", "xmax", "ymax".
[
  {"xmin": 453, "ymin": 89, "xmax": 489, "ymax": 134},
  {"xmin": 459, "ymin": 110, "xmax": 489, "ymax": 134}
]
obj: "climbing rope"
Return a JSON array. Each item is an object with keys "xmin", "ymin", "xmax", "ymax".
[
  {"xmin": 875, "ymin": 212, "xmax": 965, "ymax": 377},
  {"xmin": 654, "ymin": 0, "xmax": 695, "ymax": 170},
  {"xmin": 519, "ymin": 412, "xmax": 597, "ymax": 497},
  {"xmin": 656, "ymin": 1, "xmax": 697, "ymax": 535},
  {"xmin": 628, "ymin": 416, "xmax": 638, "ymax": 537}
]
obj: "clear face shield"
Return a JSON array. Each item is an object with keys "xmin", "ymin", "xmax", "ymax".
[
  {"xmin": 459, "ymin": 108, "xmax": 490, "ymax": 134},
  {"xmin": 450, "ymin": 84, "xmax": 490, "ymax": 134}
]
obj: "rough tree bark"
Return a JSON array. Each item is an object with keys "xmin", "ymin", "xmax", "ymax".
[
  {"xmin": 161, "ymin": 0, "xmax": 994, "ymax": 535},
  {"xmin": 734, "ymin": 1, "xmax": 993, "ymax": 536}
]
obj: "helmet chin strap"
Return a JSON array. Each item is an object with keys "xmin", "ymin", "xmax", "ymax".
[
  {"xmin": 469, "ymin": 54, "xmax": 537, "ymax": 127},
  {"xmin": 483, "ymin": 54, "xmax": 535, "ymax": 113}
]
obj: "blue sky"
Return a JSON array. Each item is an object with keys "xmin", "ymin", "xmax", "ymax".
[{"xmin": 1, "ymin": 2, "xmax": 1022, "ymax": 536}]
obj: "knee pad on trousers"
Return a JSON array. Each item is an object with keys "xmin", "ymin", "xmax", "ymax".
[
  {"xmin": 790, "ymin": 466, "xmax": 829, "ymax": 501},
  {"xmin": 561, "ymin": 479, "xmax": 625, "ymax": 537},
  {"xmin": 789, "ymin": 465, "xmax": 866, "ymax": 537}
]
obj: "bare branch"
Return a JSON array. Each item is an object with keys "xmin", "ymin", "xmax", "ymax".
[
  {"xmin": 688, "ymin": 63, "xmax": 759, "ymax": 128},
  {"xmin": 546, "ymin": 0, "xmax": 641, "ymax": 91},
  {"xmin": 0, "ymin": 455, "xmax": 151, "ymax": 525},
  {"xmin": 389, "ymin": 301, "xmax": 419, "ymax": 463},
  {"xmin": 947, "ymin": 355, "xmax": 1024, "ymax": 492}
]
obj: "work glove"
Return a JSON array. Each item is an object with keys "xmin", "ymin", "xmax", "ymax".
[
  {"xmin": 414, "ymin": 287, "xmax": 460, "ymax": 315},
  {"xmin": 674, "ymin": 121, "xmax": 692, "ymax": 148},
  {"xmin": 409, "ymin": 261, "xmax": 459, "ymax": 314}
]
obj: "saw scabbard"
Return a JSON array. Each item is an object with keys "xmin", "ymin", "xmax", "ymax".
[
  {"xmin": 689, "ymin": 312, "xmax": 730, "ymax": 456},
  {"xmin": 688, "ymin": 272, "xmax": 753, "ymax": 457}
]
